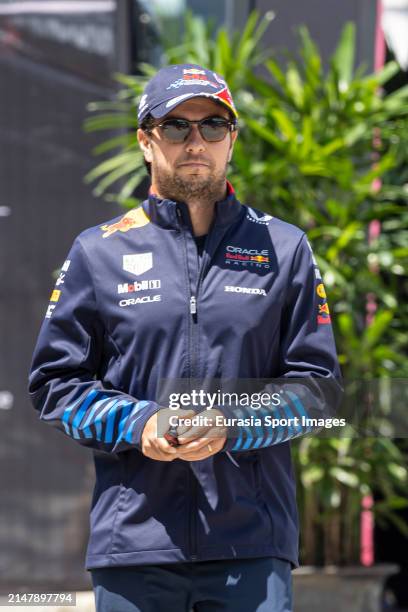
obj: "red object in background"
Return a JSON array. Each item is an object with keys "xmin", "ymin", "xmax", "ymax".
[
  {"xmin": 361, "ymin": 495, "xmax": 375, "ymax": 566},
  {"xmin": 360, "ymin": 0, "xmax": 386, "ymax": 568}
]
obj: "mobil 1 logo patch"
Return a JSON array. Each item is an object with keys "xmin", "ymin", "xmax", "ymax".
[{"xmin": 118, "ymin": 279, "xmax": 161, "ymax": 295}]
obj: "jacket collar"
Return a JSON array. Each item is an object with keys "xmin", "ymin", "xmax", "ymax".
[{"xmin": 141, "ymin": 181, "xmax": 243, "ymax": 231}]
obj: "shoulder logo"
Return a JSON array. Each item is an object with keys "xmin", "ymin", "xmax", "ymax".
[
  {"xmin": 307, "ymin": 239, "xmax": 322, "ymax": 279},
  {"xmin": 123, "ymin": 253, "xmax": 153, "ymax": 276},
  {"xmin": 246, "ymin": 207, "xmax": 273, "ymax": 225},
  {"xmin": 101, "ymin": 207, "xmax": 149, "ymax": 238}
]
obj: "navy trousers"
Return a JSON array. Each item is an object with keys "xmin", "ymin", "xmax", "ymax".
[{"xmin": 91, "ymin": 557, "xmax": 293, "ymax": 612}]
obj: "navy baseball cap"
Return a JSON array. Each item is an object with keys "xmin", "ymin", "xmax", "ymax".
[{"xmin": 137, "ymin": 63, "xmax": 238, "ymax": 125}]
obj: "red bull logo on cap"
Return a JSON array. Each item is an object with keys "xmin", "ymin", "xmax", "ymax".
[
  {"xmin": 184, "ymin": 68, "xmax": 206, "ymax": 75},
  {"xmin": 183, "ymin": 69, "xmax": 207, "ymax": 79}
]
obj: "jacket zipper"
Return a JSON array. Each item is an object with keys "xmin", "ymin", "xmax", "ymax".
[
  {"xmin": 177, "ymin": 206, "xmax": 199, "ymax": 561},
  {"xmin": 189, "ymin": 247, "xmax": 211, "ymax": 378},
  {"xmin": 188, "ymin": 246, "xmax": 213, "ymax": 561},
  {"xmin": 178, "ymin": 210, "xmax": 221, "ymax": 561}
]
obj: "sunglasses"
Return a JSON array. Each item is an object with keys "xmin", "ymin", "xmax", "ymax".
[{"xmin": 146, "ymin": 116, "xmax": 237, "ymax": 144}]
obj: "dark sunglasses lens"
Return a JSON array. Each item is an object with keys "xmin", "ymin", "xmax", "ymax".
[
  {"xmin": 161, "ymin": 120, "xmax": 190, "ymax": 142},
  {"xmin": 200, "ymin": 119, "xmax": 229, "ymax": 142}
]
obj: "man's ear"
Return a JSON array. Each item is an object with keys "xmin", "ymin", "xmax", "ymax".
[
  {"xmin": 228, "ymin": 129, "xmax": 238, "ymax": 162},
  {"xmin": 137, "ymin": 128, "xmax": 153, "ymax": 163}
]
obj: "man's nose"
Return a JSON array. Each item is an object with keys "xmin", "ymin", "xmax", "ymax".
[{"xmin": 185, "ymin": 125, "xmax": 206, "ymax": 153}]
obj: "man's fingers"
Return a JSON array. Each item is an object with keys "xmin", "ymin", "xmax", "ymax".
[
  {"xmin": 177, "ymin": 438, "xmax": 226, "ymax": 461},
  {"xmin": 156, "ymin": 409, "xmax": 195, "ymax": 437},
  {"xmin": 142, "ymin": 437, "xmax": 178, "ymax": 461},
  {"xmin": 178, "ymin": 425, "xmax": 226, "ymax": 447},
  {"xmin": 176, "ymin": 435, "xmax": 226, "ymax": 456},
  {"xmin": 177, "ymin": 426, "xmax": 210, "ymax": 445},
  {"xmin": 154, "ymin": 437, "xmax": 178, "ymax": 455},
  {"xmin": 176, "ymin": 436, "xmax": 213, "ymax": 453}
]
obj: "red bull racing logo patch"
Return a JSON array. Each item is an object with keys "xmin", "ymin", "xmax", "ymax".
[
  {"xmin": 167, "ymin": 69, "xmax": 219, "ymax": 90},
  {"xmin": 101, "ymin": 207, "xmax": 150, "ymax": 238},
  {"xmin": 225, "ymin": 246, "xmax": 270, "ymax": 269}
]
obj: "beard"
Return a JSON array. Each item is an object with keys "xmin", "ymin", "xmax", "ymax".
[{"xmin": 152, "ymin": 157, "xmax": 228, "ymax": 205}]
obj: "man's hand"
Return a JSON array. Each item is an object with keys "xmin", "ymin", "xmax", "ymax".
[
  {"xmin": 175, "ymin": 409, "xmax": 227, "ymax": 461},
  {"xmin": 141, "ymin": 408, "xmax": 227, "ymax": 462},
  {"xmin": 141, "ymin": 409, "xmax": 194, "ymax": 461}
]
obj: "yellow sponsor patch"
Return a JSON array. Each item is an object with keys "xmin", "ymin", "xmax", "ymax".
[
  {"xmin": 316, "ymin": 283, "xmax": 326, "ymax": 299},
  {"xmin": 50, "ymin": 290, "xmax": 61, "ymax": 302},
  {"xmin": 101, "ymin": 207, "xmax": 150, "ymax": 238}
]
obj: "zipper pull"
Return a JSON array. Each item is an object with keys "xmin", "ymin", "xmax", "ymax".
[
  {"xmin": 176, "ymin": 207, "xmax": 183, "ymax": 231},
  {"xmin": 190, "ymin": 295, "xmax": 197, "ymax": 315}
]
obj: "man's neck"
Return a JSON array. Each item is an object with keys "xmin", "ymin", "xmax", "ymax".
[
  {"xmin": 186, "ymin": 200, "xmax": 215, "ymax": 237},
  {"xmin": 150, "ymin": 183, "xmax": 228, "ymax": 236}
]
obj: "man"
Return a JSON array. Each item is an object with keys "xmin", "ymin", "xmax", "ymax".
[{"xmin": 29, "ymin": 64, "xmax": 341, "ymax": 611}]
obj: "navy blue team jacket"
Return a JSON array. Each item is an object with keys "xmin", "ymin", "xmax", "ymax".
[{"xmin": 29, "ymin": 184, "xmax": 341, "ymax": 570}]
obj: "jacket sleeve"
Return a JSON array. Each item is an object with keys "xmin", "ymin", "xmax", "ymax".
[
  {"xmin": 28, "ymin": 237, "xmax": 161, "ymax": 454},
  {"xmin": 223, "ymin": 233, "xmax": 343, "ymax": 452}
]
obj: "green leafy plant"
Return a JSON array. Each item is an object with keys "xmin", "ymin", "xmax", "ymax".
[{"xmin": 84, "ymin": 13, "xmax": 408, "ymax": 565}]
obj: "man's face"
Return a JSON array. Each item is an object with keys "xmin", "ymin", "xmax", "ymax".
[{"xmin": 137, "ymin": 97, "xmax": 238, "ymax": 203}]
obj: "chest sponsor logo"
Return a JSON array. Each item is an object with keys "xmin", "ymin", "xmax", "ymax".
[
  {"xmin": 225, "ymin": 245, "xmax": 270, "ymax": 268},
  {"xmin": 224, "ymin": 285, "xmax": 267, "ymax": 296},
  {"xmin": 123, "ymin": 253, "xmax": 153, "ymax": 276},
  {"xmin": 246, "ymin": 208, "xmax": 273, "ymax": 225},
  {"xmin": 119, "ymin": 295, "xmax": 161, "ymax": 308},
  {"xmin": 118, "ymin": 280, "xmax": 161, "ymax": 294}
]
